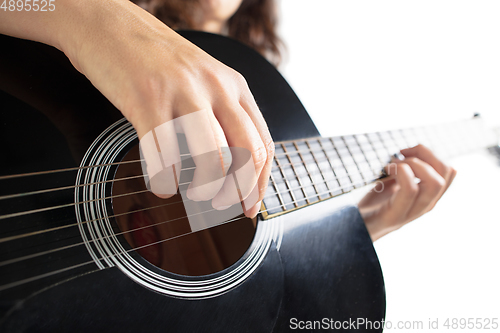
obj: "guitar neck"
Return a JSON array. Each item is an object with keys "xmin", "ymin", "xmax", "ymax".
[{"xmin": 261, "ymin": 117, "xmax": 498, "ymax": 219}]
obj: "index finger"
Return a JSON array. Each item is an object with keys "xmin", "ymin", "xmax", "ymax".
[
  {"xmin": 400, "ymin": 144, "xmax": 457, "ymax": 203},
  {"xmin": 238, "ymin": 90, "xmax": 275, "ymax": 217},
  {"xmin": 400, "ymin": 144, "xmax": 449, "ymax": 178}
]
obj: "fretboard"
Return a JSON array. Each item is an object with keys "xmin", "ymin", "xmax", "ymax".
[{"xmin": 261, "ymin": 117, "xmax": 498, "ymax": 219}]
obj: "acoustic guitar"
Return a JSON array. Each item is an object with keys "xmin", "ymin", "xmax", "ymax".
[{"xmin": 0, "ymin": 31, "xmax": 497, "ymax": 332}]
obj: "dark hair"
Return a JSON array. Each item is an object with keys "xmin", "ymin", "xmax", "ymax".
[{"xmin": 132, "ymin": 0, "xmax": 283, "ymax": 66}]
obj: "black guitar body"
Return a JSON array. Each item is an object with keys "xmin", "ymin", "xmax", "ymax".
[{"xmin": 0, "ymin": 31, "xmax": 385, "ymax": 332}]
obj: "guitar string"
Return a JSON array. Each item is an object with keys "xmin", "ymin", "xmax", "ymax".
[
  {"xmin": 0, "ymin": 144, "xmax": 391, "ymax": 202},
  {"xmin": 0, "ymin": 121, "xmax": 481, "ymax": 183},
  {"xmin": 1, "ymin": 144, "xmax": 386, "ymax": 247},
  {"xmin": 0, "ymin": 122, "xmax": 485, "ymax": 289},
  {"xmin": 0, "ymin": 163, "xmax": 385, "ymax": 266},
  {"xmin": 0, "ymin": 161, "xmax": 385, "ymax": 244},
  {"xmin": 0, "ymin": 200, "xmax": 186, "ymax": 244},
  {"xmin": 1, "ymin": 148, "xmax": 478, "ymax": 292},
  {"xmin": 0, "ymin": 133, "xmax": 412, "ymax": 182},
  {"xmin": 0, "ymin": 205, "xmax": 217, "ymax": 267},
  {"xmin": 0, "ymin": 153, "xmax": 186, "ymax": 181},
  {"xmin": 0, "ymin": 173, "xmax": 145, "ymax": 201},
  {"xmin": 0, "ymin": 127, "xmax": 417, "ymax": 203},
  {"xmin": 0, "ymin": 154, "xmax": 387, "ymax": 221},
  {"xmin": 1, "ymin": 116, "xmax": 483, "ymax": 184},
  {"xmin": 0, "ymin": 182, "xmax": 363, "ymax": 292}
]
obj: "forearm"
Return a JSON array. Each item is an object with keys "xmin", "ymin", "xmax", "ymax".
[
  {"xmin": 1, "ymin": 0, "xmax": 187, "ymax": 121},
  {"xmin": 0, "ymin": 0, "xmax": 177, "ymax": 69},
  {"xmin": 0, "ymin": 0, "xmax": 87, "ymax": 50}
]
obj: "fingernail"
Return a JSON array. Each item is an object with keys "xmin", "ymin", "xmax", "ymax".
[{"xmin": 391, "ymin": 152, "xmax": 405, "ymax": 161}]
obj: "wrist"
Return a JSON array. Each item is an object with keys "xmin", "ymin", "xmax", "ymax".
[{"xmin": 361, "ymin": 210, "xmax": 401, "ymax": 242}]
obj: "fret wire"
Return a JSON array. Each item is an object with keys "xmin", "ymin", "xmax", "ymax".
[
  {"xmin": 384, "ymin": 130, "xmax": 400, "ymax": 153},
  {"xmin": 359, "ymin": 134, "xmax": 383, "ymax": 165},
  {"xmin": 274, "ymin": 144, "xmax": 391, "ymax": 160},
  {"xmin": 432, "ymin": 124, "xmax": 445, "ymax": 153},
  {"xmin": 376, "ymin": 131, "xmax": 399, "ymax": 158},
  {"xmin": 281, "ymin": 143, "xmax": 310, "ymax": 205},
  {"xmin": 366, "ymin": 132, "xmax": 391, "ymax": 166},
  {"xmin": 425, "ymin": 125, "xmax": 439, "ymax": 151},
  {"xmin": 269, "ymin": 171, "xmax": 286, "ymax": 212},
  {"xmin": 412, "ymin": 127, "xmax": 430, "ymax": 148},
  {"xmin": 266, "ymin": 179, "xmax": 371, "ymax": 207},
  {"xmin": 429, "ymin": 125, "xmax": 447, "ymax": 156},
  {"xmin": 306, "ymin": 140, "xmax": 334, "ymax": 197},
  {"xmin": 293, "ymin": 141, "xmax": 321, "ymax": 201},
  {"xmin": 364, "ymin": 133, "xmax": 389, "ymax": 167},
  {"xmin": 353, "ymin": 134, "xmax": 380, "ymax": 180},
  {"xmin": 271, "ymin": 152, "xmax": 384, "ymax": 179},
  {"xmin": 317, "ymin": 138, "xmax": 344, "ymax": 194},
  {"xmin": 264, "ymin": 170, "xmax": 380, "ymax": 205},
  {"xmin": 400, "ymin": 127, "xmax": 419, "ymax": 148},
  {"xmin": 413, "ymin": 126, "xmax": 429, "ymax": 148},
  {"xmin": 386, "ymin": 130, "xmax": 399, "ymax": 150},
  {"xmin": 425, "ymin": 124, "xmax": 443, "ymax": 158},
  {"xmin": 439, "ymin": 123, "xmax": 453, "ymax": 158},
  {"xmin": 340, "ymin": 136, "xmax": 367, "ymax": 187},
  {"xmin": 388, "ymin": 130, "xmax": 408, "ymax": 150},
  {"xmin": 272, "ymin": 141, "xmax": 391, "ymax": 172},
  {"xmin": 398, "ymin": 129, "xmax": 411, "ymax": 147},
  {"xmin": 352, "ymin": 135, "xmax": 378, "ymax": 180},
  {"xmin": 273, "ymin": 145, "xmax": 384, "ymax": 160},
  {"xmin": 272, "ymin": 147, "xmax": 347, "ymax": 170},
  {"xmin": 273, "ymin": 152, "xmax": 299, "ymax": 208},
  {"xmin": 270, "ymin": 162, "xmax": 384, "ymax": 189},
  {"xmin": 329, "ymin": 137, "xmax": 357, "ymax": 190}
]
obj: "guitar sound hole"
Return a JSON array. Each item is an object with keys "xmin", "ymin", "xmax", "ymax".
[{"xmin": 112, "ymin": 145, "xmax": 257, "ymax": 276}]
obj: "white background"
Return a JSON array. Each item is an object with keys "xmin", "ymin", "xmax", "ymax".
[{"xmin": 278, "ymin": 1, "xmax": 500, "ymax": 331}]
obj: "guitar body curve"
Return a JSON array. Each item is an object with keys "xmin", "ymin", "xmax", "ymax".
[{"xmin": 0, "ymin": 31, "xmax": 385, "ymax": 332}]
